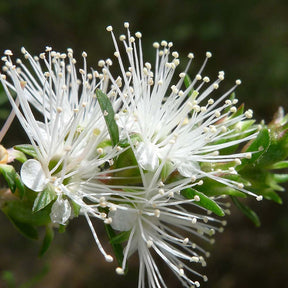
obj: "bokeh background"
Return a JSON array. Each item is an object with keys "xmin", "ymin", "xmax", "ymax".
[{"xmin": 0, "ymin": 0, "xmax": 288, "ymax": 287}]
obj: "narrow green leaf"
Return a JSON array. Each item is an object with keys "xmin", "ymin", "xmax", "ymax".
[
  {"xmin": 39, "ymin": 225, "xmax": 54, "ymax": 256},
  {"xmin": 96, "ymin": 89, "xmax": 119, "ymax": 146},
  {"xmin": 70, "ymin": 200, "xmax": 81, "ymax": 217},
  {"xmin": 105, "ymin": 224, "xmax": 124, "ymax": 267},
  {"xmin": 270, "ymin": 161, "xmax": 288, "ymax": 169},
  {"xmin": 263, "ymin": 189, "xmax": 283, "ymax": 204},
  {"xmin": 0, "ymin": 164, "xmax": 17, "ymax": 192},
  {"xmin": 14, "ymin": 144, "xmax": 38, "ymax": 158},
  {"xmin": 5, "ymin": 215, "xmax": 39, "ymax": 239},
  {"xmin": 2, "ymin": 200, "xmax": 51, "ymax": 227},
  {"xmin": 195, "ymin": 177, "xmax": 247, "ymax": 198},
  {"xmin": 231, "ymin": 196, "xmax": 261, "ymax": 227},
  {"xmin": 12, "ymin": 149, "xmax": 27, "ymax": 163},
  {"xmin": 181, "ymin": 188, "xmax": 225, "ymax": 216},
  {"xmin": 184, "ymin": 75, "xmax": 199, "ymax": 99},
  {"xmin": 238, "ymin": 128, "xmax": 270, "ymax": 169},
  {"xmin": 32, "ymin": 185, "xmax": 56, "ymax": 213},
  {"xmin": 109, "ymin": 230, "xmax": 131, "ymax": 244},
  {"xmin": 273, "ymin": 173, "xmax": 288, "ymax": 183},
  {"xmin": 161, "ymin": 161, "xmax": 174, "ymax": 181}
]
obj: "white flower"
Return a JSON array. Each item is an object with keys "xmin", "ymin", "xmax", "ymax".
[
  {"xmin": 0, "ymin": 48, "xmax": 122, "ymax": 262},
  {"xmin": 103, "ymin": 23, "xmax": 259, "ymax": 198},
  {"xmin": 84, "ymin": 164, "xmax": 226, "ymax": 287}
]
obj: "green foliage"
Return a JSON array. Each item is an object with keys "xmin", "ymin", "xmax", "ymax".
[
  {"xmin": 230, "ymin": 109, "xmax": 288, "ymax": 223},
  {"xmin": 2, "ymin": 200, "xmax": 51, "ymax": 239},
  {"xmin": 0, "ymin": 164, "xmax": 24, "ymax": 196},
  {"xmin": 96, "ymin": 89, "xmax": 119, "ymax": 147},
  {"xmin": 105, "ymin": 224, "xmax": 124, "ymax": 267},
  {"xmin": 109, "ymin": 230, "xmax": 131, "ymax": 244},
  {"xmin": 182, "ymin": 188, "xmax": 225, "ymax": 216},
  {"xmin": 14, "ymin": 145, "xmax": 38, "ymax": 159},
  {"xmin": 32, "ymin": 185, "xmax": 56, "ymax": 213},
  {"xmin": 231, "ymin": 196, "xmax": 260, "ymax": 227},
  {"xmin": 39, "ymin": 225, "xmax": 54, "ymax": 256}
]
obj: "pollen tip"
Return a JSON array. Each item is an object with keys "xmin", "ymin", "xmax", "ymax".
[{"xmin": 116, "ymin": 267, "xmax": 124, "ymax": 275}]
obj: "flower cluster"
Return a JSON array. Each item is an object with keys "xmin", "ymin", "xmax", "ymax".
[{"xmin": 1, "ymin": 22, "xmax": 280, "ymax": 288}]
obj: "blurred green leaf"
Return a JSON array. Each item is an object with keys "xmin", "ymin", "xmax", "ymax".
[
  {"xmin": 2, "ymin": 200, "xmax": 51, "ymax": 227},
  {"xmin": 39, "ymin": 225, "xmax": 54, "ymax": 256},
  {"xmin": 231, "ymin": 196, "xmax": 260, "ymax": 227},
  {"xmin": 1, "ymin": 270, "xmax": 16, "ymax": 288},
  {"xmin": 262, "ymin": 189, "xmax": 283, "ymax": 204},
  {"xmin": 270, "ymin": 161, "xmax": 288, "ymax": 169}
]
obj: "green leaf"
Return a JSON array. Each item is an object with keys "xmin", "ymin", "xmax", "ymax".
[
  {"xmin": 6, "ymin": 216, "xmax": 39, "ymax": 239},
  {"xmin": 70, "ymin": 200, "xmax": 81, "ymax": 217},
  {"xmin": 0, "ymin": 164, "xmax": 17, "ymax": 192},
  {"xmin": 109, "ymin": 230, "xmax": 131, "ymax": 244},
  {"xmin": 2, "ymin": 200, "xmax": 51, "ymax": 227},
  {"xmin": 161, "ymin": 161, "xmax": 174, "ymax": 181},
  {"xmin": 14, "ymin": 173, "xmax": 25, "ymax": 198},
  {"xmin": 113, "ymin": 148, "xmax": 141, "ymax": 185},
  {"xmin": 11, "ymin": 149, "xmax": 27, "ymax": 163},
  {"xmin": 262, "ymin": 189, "xmax": 283, "ymax": 204},
  {"xmin": 105, "ymin": 224, "xmax": 124, "ymax": 267},
  {"xmin": 32, "ymin": 185, "xmax": 56, "ymax": 213},
  {"xmin": 184, "ymin": 75, "xmax": 199, "ymax": 100},
  {"xmin": 238, "ymin": 128, "xmax": 270, "ymax": 169},
  {"xmin": 14, "ymin": 144, "xmax": 38, "ymax": 158},
  {"xmin": 270, "ymin": 161, "xmax": 288, "ymax": 169},
  {"xmin": 273, "ymin": 173, "xmax": 288, "ymax": 183},
  {"xmin": 231, "ymin": 196, "xmax": 261, "ymax": 227},
  {"xmin": 96, "ymin": 89, "xmax": 119, "ymax": 146},
  {"xmin": 195, "ymin": 177, "xmax": 247, "ymax": 198},
  {"xmin": 181, "ymin": 188, "xmax": 225, "ymax": 216},
  {"xmin": 39, "ymin": 225, "xmax": 54, "ymax": 256}
]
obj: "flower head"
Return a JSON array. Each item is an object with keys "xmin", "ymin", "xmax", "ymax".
[
  {"xmin": 103, "ymin": 23, "xmax": 260, "ymax": 199},
  {"xmin": 84, "ymin": 161, "xmax": 226, "ymax": 287},
  {"xmin": 0, "ymin": 48, "xmax": 124, "ymax": 262}
]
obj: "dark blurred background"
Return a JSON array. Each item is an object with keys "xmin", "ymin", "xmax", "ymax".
[{"xmin": 0, "ymin": 0, "xmax": 288, "ymax": 287}]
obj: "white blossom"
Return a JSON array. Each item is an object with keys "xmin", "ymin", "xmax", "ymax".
[
  {"xmin": 104, "ymin": 23, "xmax": 259, "ymax": 199},
  {"xmin": 0, "ymin": 48, "xmax": 122, "ymax": 261}
]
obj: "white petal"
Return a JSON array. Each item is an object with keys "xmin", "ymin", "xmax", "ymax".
[
  {"xmin": 50, "ymin": 197, "xmax": 71, "ymax": 224},
  {"xmin": 109, "ymin": 205, "xmax": 137, "ymax": 232},
  {"xmin": 20, "ymin": 159, "xmax": 47, "ymax": 192},
  {"xmin": 136, "ymin": 142, "xmax": 159, "ymax": 171},
  {"xmin": 177, "ymin": 161, "xmax": 200, "ymax": 177}
]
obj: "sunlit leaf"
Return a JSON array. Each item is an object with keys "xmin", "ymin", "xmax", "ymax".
[
  {"xmin": 182, "ymin": 188, "xmax": 225, "ymax": 216},
  {"xmin": 14, "ymin": 144, "xmax": 38, "ymax": 159},
  {"xmin": 96, "ymin": 89, "xmax": 119, "ymax": 146}
]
